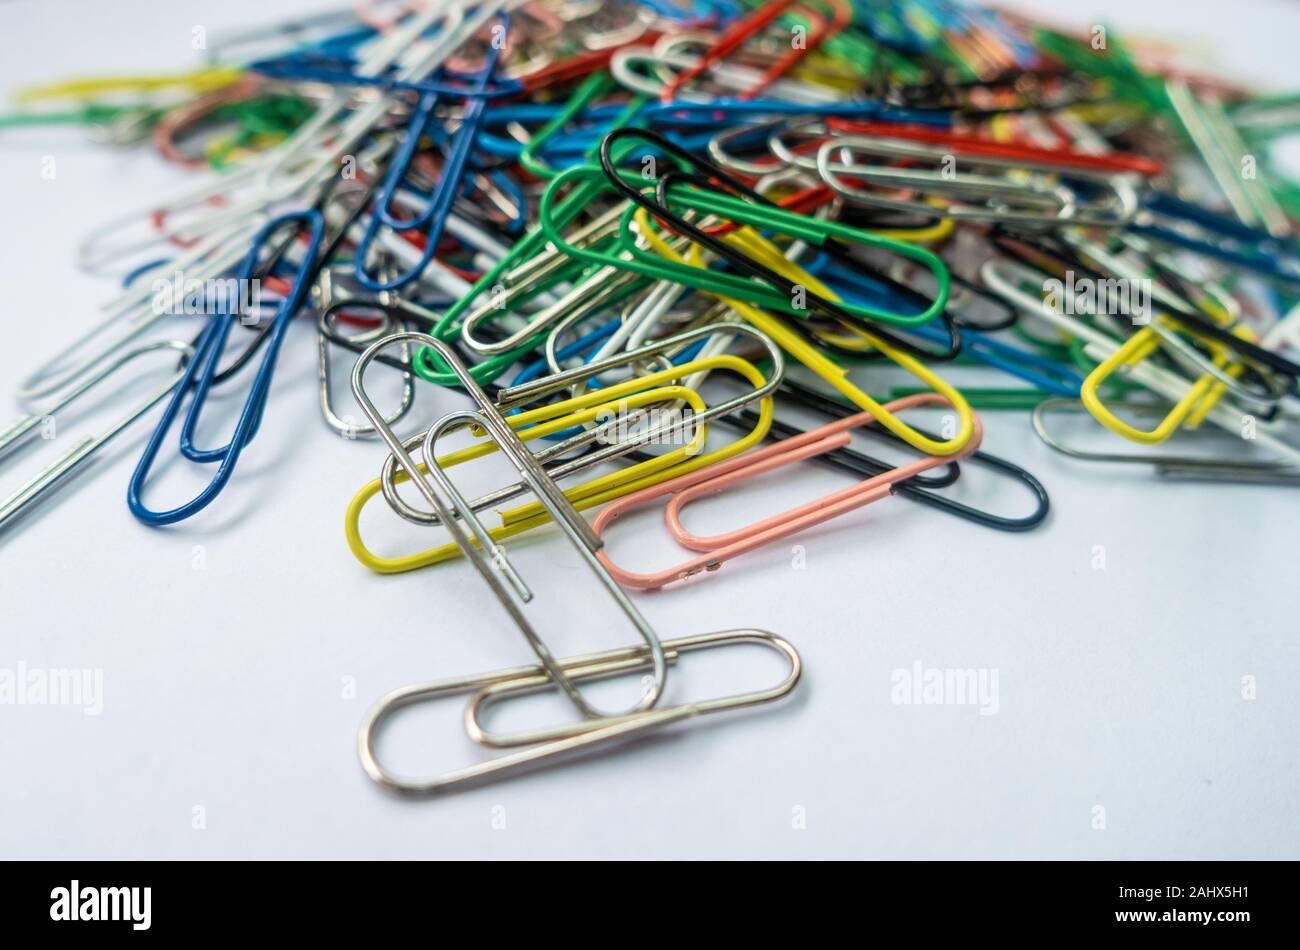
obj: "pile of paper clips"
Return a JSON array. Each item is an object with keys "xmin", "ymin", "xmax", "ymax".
[{"xmin": 4, "ymin": 0, "xmax": 1300, "ymax": 794}]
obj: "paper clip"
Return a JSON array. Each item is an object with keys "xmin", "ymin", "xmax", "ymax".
[
  {"xmin": 352, "ymin": 15, "xmax": 510, "ymax": 292},
  {"xmin": 0, "ymin": 340, "xmax": 193, "ymax": 533},
  {"xmin": 359, "ymin": 628, "xmax": 801, "ymax": 796},
  {"xmin": 822, "ymin": 119, "xmax": 1163, "ymax": 177},
  {"xmin": 351, "ymin": 330, "xmax": 671, "ymax": 719},
  {"xmin": 1165, "ymin": 79, "xmax": 1291, "ymax": 240},
  {"xmin": 402, "ymin": 322, "xmax": 781, "ymax": 521},
  {"xmin": 591, "ymin": 393, "xmax": 984, "ymax": 589},
  {"xmin": 618, "ymin": 188, "xmax": 977, "ymax": 456},
  {"xmin": 656, "ymin": 1, "xmax": 809, "ymax": 102},
  {"xmin": 1062, "ymin": 232, "xmax": 1299, "ymax": 400},
  {"xmin": 723, "ymin": 379, "xmax": 1051, "ymax": 531},
  {"xmin": 314, "ymin": 271, "xmax": 417, "ymax": 439},
  {"xmin": 810, "ymin": 134, "xmax": 1138, "ymax": 227},
  {"xmin": 1131, "ymin": 190, "xmax": 1300, "ymax": 288},
  {"xmin": 127, "ymin": 210, "xmax": 326, "ymax": 525},
  {"xmin": 344, "ymin": 322, "xmax": 783, "ymax": 574},
  {"xmin": 981, "ymin": 259, "xmax": 1300, "ymax": 468},
  {"xmin": 1032, "ymin": 399, "xmax": 1300, "ymax": 486}
]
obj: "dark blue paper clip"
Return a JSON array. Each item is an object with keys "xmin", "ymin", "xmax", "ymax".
[
  {"xmin": 638, "ymin": 97, "xmax": 954, "ymax": 129},
  {"xmin": 127, "ymin": 210, "xmax": 326, "ymax": 526},
  {"xmin": 811, "ymin": 258, "xmax": 1084, "ymax": 396},
  {"xmin": 1133, "ymin": 191, "xmax": 1300, "ymax": 286},
  {"xmin": 351, "ymin": 17, "xmax": 510, "ymax": 292}
]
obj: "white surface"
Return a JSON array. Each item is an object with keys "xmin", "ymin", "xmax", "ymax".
[{"xmin": 0, "ymin": 0, "xmax": 1297, "ymax": 859}]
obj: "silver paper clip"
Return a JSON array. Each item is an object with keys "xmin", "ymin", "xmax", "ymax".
[
  {"xmin": 351, "ymin": 331, "xmax": 669, "ymax": 720},
  {"xmin": 1, "ymin": 340, "xmax": 193, "ymax": 532},
  {"xmin": 359, "ymin": 629, "xmax": 801, "ymax": 796}
]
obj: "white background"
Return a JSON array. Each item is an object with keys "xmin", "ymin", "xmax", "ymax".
[{"xmin": 0, "ymin": 0, "xmax": 1296, "ymax": 859}]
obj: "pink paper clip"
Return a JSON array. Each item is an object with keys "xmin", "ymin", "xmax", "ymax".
[{"xmin": 591, "ymin": 394, "xmax": 984, "ymax": 589}]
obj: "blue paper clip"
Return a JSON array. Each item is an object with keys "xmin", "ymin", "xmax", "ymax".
[
  {"xmin": 813, "ymin": 258, "xmax": 1084, "ymax": 396},
  {"xmin": 1134, "ymin": 191, "xmax": 1300, "ymax": 286},
  {"xmin": 128, "ymin": 210, "xmax": 325, "ymax": 526},
  {"xmin": 352, "ymin": 16, "xmax": 510, "ymax": 292},
  {"xmin": 248, "ymin": 55, "xmax": 521, "ymax": 101},
  {"xmin": 638, "ymin": 98, "xmax": 954, "ymax": 129}
]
